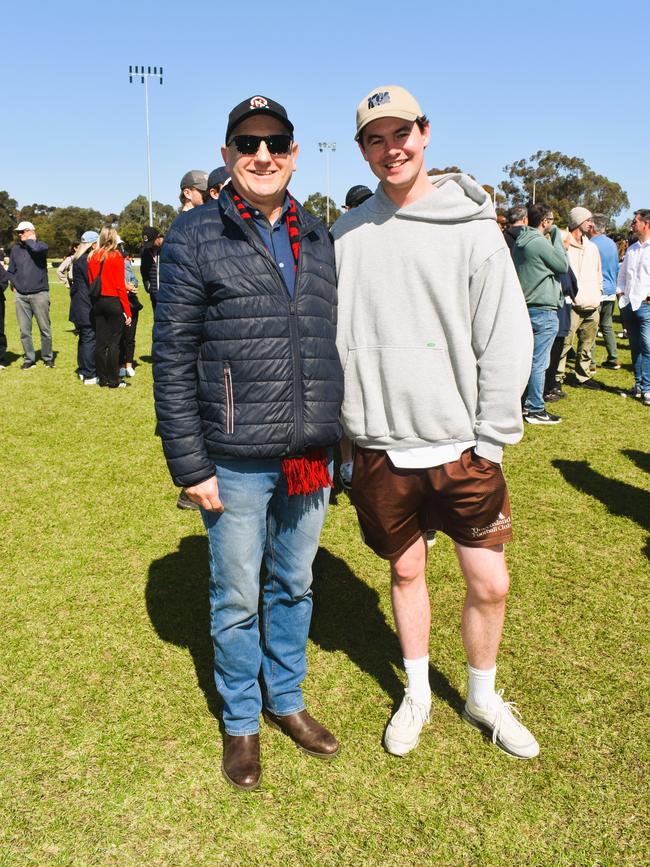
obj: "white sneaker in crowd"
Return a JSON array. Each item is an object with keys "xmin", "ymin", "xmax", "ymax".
[
  {"xmin": 125, "ymin": 366, "xmax": 135, "ymax": 377},
  {"xmin": 384, "ymin": 689, "xmax": 431, "ymax": 756},
  {"xmin": 83, "ymin": 377, "xmax": 98, "ymax": 385},
  {"xmin": 463, "ymin": 689, "xmax": 539, "ymax": 759}
]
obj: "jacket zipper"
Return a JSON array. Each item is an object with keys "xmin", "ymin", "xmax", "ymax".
[
  {"xmin": 223, "ymin": 362, "xmax": 234, "ymax": 434},
  {"xmin": 236, "ymin": 214, "xmax": 311, "ymax": 455}
]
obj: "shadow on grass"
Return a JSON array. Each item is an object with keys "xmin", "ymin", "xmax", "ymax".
[
  {"xmin": 622, "ymin": 449, "xmax": 650, "ymax": 475},
  {"xmin": 310, "ymin": 548, "xmax": 463, "ymax": 715},
  {"xmin": 553, "ymin": 459, "xmax": 650, "ymax": 558},
  {"xmin": 146, "ymin": 534, "xmax": 223, "ymax": 724}
]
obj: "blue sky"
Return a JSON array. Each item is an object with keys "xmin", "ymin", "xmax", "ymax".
[{"xmin": 3, "ymin": 1, "xmax": 648, "ymax": 221}]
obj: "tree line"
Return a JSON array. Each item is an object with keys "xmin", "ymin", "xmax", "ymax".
[{"xmin": 0, "ymin": 151, "xmax": 632, "ymax": 253}]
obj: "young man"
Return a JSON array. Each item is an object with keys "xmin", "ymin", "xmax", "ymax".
[
  {"xmin": 153, "ymin": 95, "xmax": 343, "ymax": 790},
  {"xmin": 331, "ymin": 85, "xmax": 538, "ymax": 759},
  {"xmin": 512, "ymin": 202, "xmax": 568, "ymax": 425}
]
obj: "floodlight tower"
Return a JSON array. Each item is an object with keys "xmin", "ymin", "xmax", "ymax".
[
  {"xmin": 318, "ymin": 142, "xmax": 336, "ymax": 226},
  {"xmin": 129, "ymin": 65, "xmax": 163, "ymax": 226}
]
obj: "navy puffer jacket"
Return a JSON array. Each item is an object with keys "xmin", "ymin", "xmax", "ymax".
[{"xmin": 153, "ymin": 191, "xmax": 344, "ymax": 488}]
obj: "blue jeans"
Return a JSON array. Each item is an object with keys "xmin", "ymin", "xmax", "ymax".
[
  {"xmin": 201, "ymin": 455, "xmax": 332, "ymax": 735},
  {"xmin": 77, "ymin": 324, "xmax": 96, "ymax": 379},
  {"xmin": 621, "ymin": 302, "xmax": 650, "ymax": 392},
  {"xmin": 524, "ymin": 308, "xmax": 559, "ymax": 412}
]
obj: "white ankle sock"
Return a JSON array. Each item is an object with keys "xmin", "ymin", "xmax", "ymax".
[
  {"xmin": 467, "ymin": 664, "xmax": 497, "ymax": 709},
  {"xmin": 404, "ymin": 656, "xmax": 431, "ymax": 705}
]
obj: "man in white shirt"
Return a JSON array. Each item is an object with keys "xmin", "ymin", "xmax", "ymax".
[{"xmin": 617, "ymin": 209, "xmax": 650, "ymax": 405}]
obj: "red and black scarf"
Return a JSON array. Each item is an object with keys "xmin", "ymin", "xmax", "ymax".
[{"xmin": 229, "ymin": 188, "xmax": 333, "ymax": 496}]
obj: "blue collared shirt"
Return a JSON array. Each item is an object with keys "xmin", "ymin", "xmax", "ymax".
[{"xmin": 246, "ymin": 196, "xmax": 296, "ymax": 297}]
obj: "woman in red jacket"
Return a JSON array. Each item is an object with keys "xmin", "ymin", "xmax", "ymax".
[{"xmin": 88, "ymin": 227, "xmax": 132, "ymax": 388}]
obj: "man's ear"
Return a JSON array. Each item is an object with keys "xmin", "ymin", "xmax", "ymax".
[{"xmin": 220, "ymin": 144, "xmax": 230, "ymax": 168}]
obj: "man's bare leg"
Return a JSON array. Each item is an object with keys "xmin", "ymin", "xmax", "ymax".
[{"xmin": 384, "ymin": 535, "xmax": 431, "ymax": 755}]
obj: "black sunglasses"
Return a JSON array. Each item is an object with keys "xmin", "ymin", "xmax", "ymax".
[{"xmin": 228, "ymin": 134, "xmax": 293, "ymax": 155}]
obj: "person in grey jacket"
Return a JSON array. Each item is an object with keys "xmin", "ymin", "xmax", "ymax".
[
  {"xmin": 332, "ymin": 84, "xmax": 538, "ymax": 761},
  {"xmin": 8, "ymin": 221, "xmax": 54, "ymax": 369}
]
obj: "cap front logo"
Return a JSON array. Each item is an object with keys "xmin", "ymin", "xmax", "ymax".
[
  {"xmin": 368, "ymin": 91, "xmax": 390, "ymax": 110},
  {"xmin": 250, "ymin": 96, "xmax": 268, "ymax": 109}
]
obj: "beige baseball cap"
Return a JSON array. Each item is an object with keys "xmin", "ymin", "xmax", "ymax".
[{"xmin": 355, "ymin": 85, "xmax": 423, "ymax": 141}]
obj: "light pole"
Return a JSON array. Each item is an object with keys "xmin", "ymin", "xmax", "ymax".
[
  {"xmin": 129, "ymin": 65, "xmax": 163, "ymax": 226},
  {"xmin": 318, "ymin": 142, "xmax": 336, "ymax": 226}
]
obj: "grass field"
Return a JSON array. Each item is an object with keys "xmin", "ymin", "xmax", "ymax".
[{"xmin": 1, "ymin": 274, "xmax": 648, "ymax": 866}]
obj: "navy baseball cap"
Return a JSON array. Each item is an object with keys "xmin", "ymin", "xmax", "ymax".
[{"xmin": 225, "ymin": 95, "xmax": 294, "ymax": 143}]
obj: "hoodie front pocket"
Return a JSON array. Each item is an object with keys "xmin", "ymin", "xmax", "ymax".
[
  {"xmin": 342, "ymin": 346, "xmax": 473, "ymax": 441},
  {"xmin": 223, "ymin": 362, "xmax": 234, "ymax": 435}
]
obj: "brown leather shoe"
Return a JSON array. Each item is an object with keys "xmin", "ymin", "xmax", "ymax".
[
  {"xmin": 263, "ymin": 709, "xmax": 340, "ymax": 759},
  {"xmin": 221, "ymin": 733, "xmax": 262, "ymax": 791}
]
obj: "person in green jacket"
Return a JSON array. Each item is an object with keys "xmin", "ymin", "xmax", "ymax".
[{"xmin": 512, "ymin": 203, "xmax": 568, "ymax": 424}]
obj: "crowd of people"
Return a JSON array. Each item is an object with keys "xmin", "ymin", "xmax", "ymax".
[
  {"xmin": 1, "ymin": 85, "xmax": 648, "ymax": 795},
  {"xmin": 504, "ymin": 201, "xmax": 650, "ymax": 422}
]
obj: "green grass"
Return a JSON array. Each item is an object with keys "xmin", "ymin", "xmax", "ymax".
[{"xmin": 1, "ymin": 275, "xmax": 648, "ymax": 865}]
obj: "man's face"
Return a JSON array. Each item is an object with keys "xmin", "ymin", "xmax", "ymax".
[
  {"xmin": 221, "ymin": 116, "xmax": 298, "ymax": 208},
  {"xmin": 154, "ymin": 235, "xmax": 163, "ymax": 249},
  {"xmin": 17, "ymin": 228, "xmax": 35, "ymax": 242},
  {"xmin": 631, "ymin": 213, "xmax": 650, "ymax": 239},
  {"xmin": 358, "ymin": 117, "xmax": 429, "ymax": 191},
  {"xmin": 183, "ymin": 187, "xmax": 207, "ymax": 208},
  {"xmin": 541, "ymin": 213, "xmax": 554, "ymax": 235},
  {"xmin": 578, "ymin": 217, "xmax": 593, "ymax": 236}
]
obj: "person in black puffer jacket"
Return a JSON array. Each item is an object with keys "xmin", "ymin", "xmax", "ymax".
[{"xmin": 153, "ymin": 95, "xmax": 344, "ymax": 791}]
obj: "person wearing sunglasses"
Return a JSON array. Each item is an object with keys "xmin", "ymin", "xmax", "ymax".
[
  {"xmin": 8, "ymin": 221, "xmax": 54, "ymax": 370},
  {"xmin": 153, "ymin": 95, "xmax": 344, "ymax": 791}
]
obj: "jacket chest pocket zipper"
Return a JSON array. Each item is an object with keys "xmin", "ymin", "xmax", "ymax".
[{"xmin": 223, "ymin": 363, "xmax": 234, "ymax": 434}]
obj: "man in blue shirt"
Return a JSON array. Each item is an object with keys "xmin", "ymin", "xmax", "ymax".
[{"xmin": 589, "ymin": 214, "xmax": 620, "ymax": 369}]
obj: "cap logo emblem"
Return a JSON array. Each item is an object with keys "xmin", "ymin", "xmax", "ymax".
[
  {"xmin": 250, "ymin": 96, "xmax": 268, "ymax": 109},
  {"xmin": 368, "ymin": 91, "xmax": 390, "ymax": 109}
]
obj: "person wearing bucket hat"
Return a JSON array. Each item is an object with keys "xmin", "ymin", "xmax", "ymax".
[
  {"xmin": 153, "ymin": 94, "xmax": 343, "ymax": 790},
  {"xmin": 555, "ymin": 206, "xmax": 603, "ymax": 390},
  {"xmin": 331, "ymin": 84, "xmax": 539, "ymax": 761},
  {"xmin": 8, "ymin": 220, "xmax": 54, "ymax": 369}
]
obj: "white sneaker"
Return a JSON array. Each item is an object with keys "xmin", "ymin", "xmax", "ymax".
[
  {"xmin": 384, "ymin": 690, "xmax": 431, "ymax": 756},
  {"xmin": 83, "ymin": 377, "xmax": 98, "ymax": 385},
  {"xmin": 426, "ymin": 530, "xmax": 437, "ymax": 548},
  {"xmin": 463, "ymin": 689, "xmax": 539, "ymax": 759},
  {"xmin": 125, "ymin": 366, "xmax": 135, "ymax": 377}
]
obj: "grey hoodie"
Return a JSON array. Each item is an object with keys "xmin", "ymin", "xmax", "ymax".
[{"xmin": 331, "ymin": 174, "xmax": 533, "ymax": 463}]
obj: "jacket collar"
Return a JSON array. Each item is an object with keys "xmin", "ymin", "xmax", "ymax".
[{"xmin": 219, "ymin": 187, "xmax": 321, "ymax": 237}]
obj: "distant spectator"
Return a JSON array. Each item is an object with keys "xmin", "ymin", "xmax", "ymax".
[
  {"xmin": 207, "ymin": 166, "xmax": 230, "ymax": 200},
  {"xmin": 8, "ymin": 220, "xmax": 54, "ymax": 370},
  {"xmin": 70, "ymin": 230, "xmax": 100, "ymax": 384},
  {"xmin": 555, "ymin": 207, "xmax": 603, "ymax": 390},
  {"xmin": 56, "ymin": 243, "xmax": 79, "ymax": 288},
  {"xmin": 140, "ymin": 227, "xmax": 163, "ymax": 311},
  {"xmin": 504, "ymin": 205, "xmax": 528, "ymax": 252},
  {"xmin": 617, "ymin": 208, "xmax": 650, "ymax": 404},
  {"xmin": 512, "ymin": 202, "xmax": 568, "ymax": 424},
  {"xmin": 588, "ymin": 214, "xmax": 620, "ymax": 369},
  {"xmin": 179, "ymin": 170, "xmax": 209, "ymax": 211},
  {"xmin": 496, "ymin": 214, "xmax": 507, "ymax": 233},
  {"xmin": 87, "ymin": 227, "xmax": 132, "ymax": 389},
  {"xmin": 0, "ymin": 261, "xmax": 8, "ymax": 368},
  {"xmin": 119, "ymin": 241, "xmax": 142, "ymax": 378},
  {"xmin": 343, "ymin": 185, "xmax": 373, "ymax": 211}
]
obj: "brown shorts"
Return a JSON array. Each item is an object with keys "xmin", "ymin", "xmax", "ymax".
[{"xmin": 351, "ymin": 447, "xmax": 512, "ymax": 560}]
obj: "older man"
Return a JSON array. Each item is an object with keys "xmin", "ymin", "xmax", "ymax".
[
  {"xmin": 153, "ymin": 95, "xmax": 344, "ymax": 791},
  {"xmin": 8, "ymin": 221, "xmax": 53, "ymax": 370}
]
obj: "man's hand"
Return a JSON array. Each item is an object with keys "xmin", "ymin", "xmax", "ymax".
[
  {"xmin": 123, "ymin": 313, "xmax": 132, "ymax": 326},
  {"xmin": 184, "ymin": 476, "xmax": 224, "ymax": 512}
]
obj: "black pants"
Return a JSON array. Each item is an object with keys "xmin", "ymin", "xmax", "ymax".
[
  {"xmin": 545, "ymin": 335, "xmax": 566, "ymax": 394},
  {"xmin": 119, "ymin": 309, "xmax": 139, "ymax": 365},
  {"xmin": 0, "ymin": 289, "xmax": 6, "ymax": 359},
  {"xmin": 94, "ymin": 297, "xmax": 124, "ymax": 387}
]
